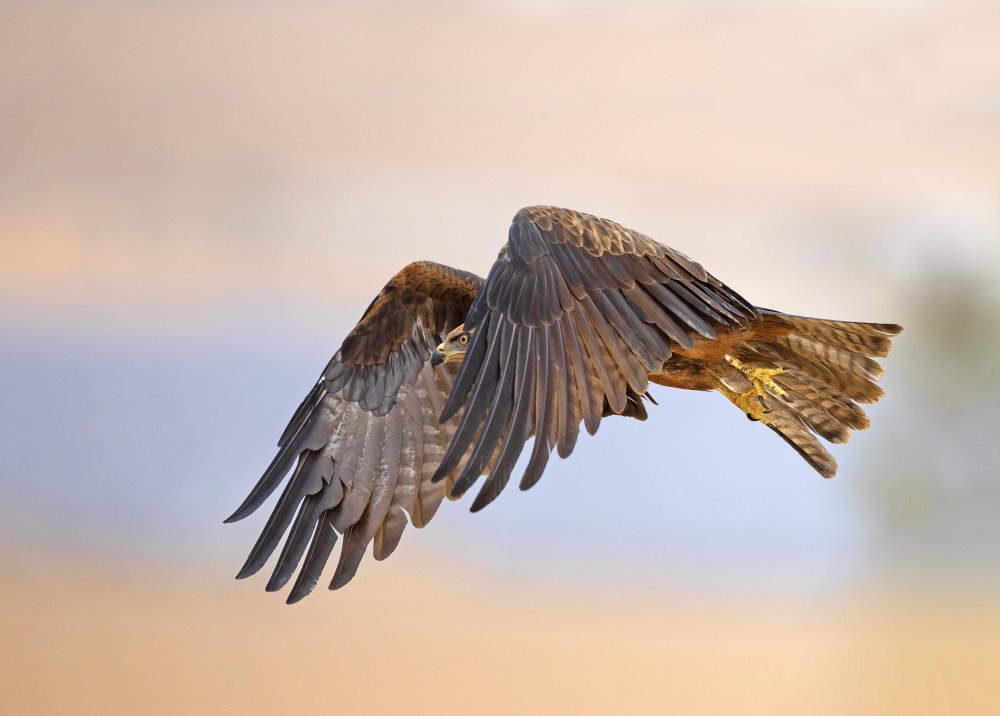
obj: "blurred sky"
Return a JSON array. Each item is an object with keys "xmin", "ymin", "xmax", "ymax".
[{"xmin": 2, "ymin": 1, "xmax": 1000, "ymax": 712}]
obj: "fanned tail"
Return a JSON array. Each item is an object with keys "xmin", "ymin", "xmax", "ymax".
[{"xmin": 743, "ymin": 310, "xmax": 902, "ymax": 477}]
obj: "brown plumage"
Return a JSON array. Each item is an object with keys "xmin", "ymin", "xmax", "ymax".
[{"xmin": 228, "ymin": 205, "xmax": 902, "ymax": 602}]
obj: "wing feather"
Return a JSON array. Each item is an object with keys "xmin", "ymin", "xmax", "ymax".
[
  {"xmin": 624, "ymin": 284, "xmax": 694, "ymax": 349},
  {"xmin": 373, "ymin": 400, "xmax": 423, "ymax": 561},
  {"xmin": 286, "ymin": 514, "xmax": 339, "ymax": 604},
  {"xmin": 579, "ymin": 294, "xmax": 649, "ymax": 396},
  {"xmin": 452, "ymin": 319, "xmax": 518, "ymax": 496},
  {"xmin": 470, "ymin": 326, "xmax": 536, "ymax": 511},
  {"xmin": 560, "ymin": 311, "xmax": 602, "ymax": 436},
  {"xmin": 570, "ymin": 301, "xmax": 629, "ymax": 414},
  {"xmin": 645, "ymin": 281, "xmax": 717, "ymax": 338},
  {"xmin": 330, "ymin": 408, "xmax": 401, "ymax": 589},
  {"xmin": 519, "ymin": 324, "xmax": 553, "ymax": 491}
]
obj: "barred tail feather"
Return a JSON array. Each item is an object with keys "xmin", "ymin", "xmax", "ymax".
[
  {"xmin": 747, "ymin": 310, "xmax": 901, "ymax": 477},
  {"xmin": 762, "ymin": 400, "xmax": 839, "ymax": 478}
]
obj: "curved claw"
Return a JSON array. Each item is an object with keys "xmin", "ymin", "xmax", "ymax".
[{"xmin": 718, "ymin": 357, "xmax": 785, "ymax": 424}]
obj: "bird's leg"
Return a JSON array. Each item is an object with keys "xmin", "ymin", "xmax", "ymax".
[{"xmin": 718, "ymin": 355, "xmax": 787, "ymax": 422}]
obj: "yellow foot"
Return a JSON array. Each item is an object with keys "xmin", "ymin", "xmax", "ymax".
[{"xmin": 719, "ymin": 355, "xmax": 787, "ymax": 422}]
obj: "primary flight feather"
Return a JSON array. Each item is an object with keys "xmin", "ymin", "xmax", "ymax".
[{"xmin": 227, "ymin": 206, "xmax": 902, "ymax": 603}]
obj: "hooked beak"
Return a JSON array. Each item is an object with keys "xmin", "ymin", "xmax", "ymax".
[{"xmin": 430, "ymin": 346, "xmax": 445, "ymax": 367}]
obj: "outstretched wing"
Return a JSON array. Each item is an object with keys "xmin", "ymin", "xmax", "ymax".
[
  {"xmin": 433, "ymin": 206, "xmax": 758, "ymax": 511},
  {"xmin": 227, "ymin": 261, "xmax": 482, "ymax": 602}
]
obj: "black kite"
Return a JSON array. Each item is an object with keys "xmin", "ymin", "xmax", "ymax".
[{"xmin": 227, "ymin": 206, "xmax": 902, "ymax": 602}]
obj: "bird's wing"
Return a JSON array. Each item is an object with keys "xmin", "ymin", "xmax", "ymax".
[
  {"xmin": 227, "ymin": 261, "xmax": 482, "ymax": 602},
  {"xmin": 433, "ymin": 205, "xmax": 758, "ymax": 511}
]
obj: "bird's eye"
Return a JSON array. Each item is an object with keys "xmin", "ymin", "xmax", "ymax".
[{"xmin": 459, "ymin": 334, "xmax": 469, "ymax": 345}]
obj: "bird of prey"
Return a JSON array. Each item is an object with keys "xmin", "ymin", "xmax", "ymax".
[{"xmin": 227, "ymin": 206, "xmax": 901, "ymax": 603}]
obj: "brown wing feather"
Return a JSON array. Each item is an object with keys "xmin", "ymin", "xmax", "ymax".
[
  {"xmin": 432, "ymin": 205, "xmax": 758, "ymax": 510},
  {"xmin": 228, "ymin": 261, "xmax": 482, "ymax": 602}
]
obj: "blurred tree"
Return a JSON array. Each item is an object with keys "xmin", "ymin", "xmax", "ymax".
[{"xmin": 859, "ymin": 263, "xmax": 1000, "ymax": 583}]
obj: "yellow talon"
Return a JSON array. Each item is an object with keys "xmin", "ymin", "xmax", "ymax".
[{"xmin": 719, "ymin": 355, "xmax": 786, "ymax": 422}]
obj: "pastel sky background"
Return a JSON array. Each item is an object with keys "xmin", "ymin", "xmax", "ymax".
[{"xmin": 2, "ymin": 1, "xmax": 999, "ymax": 713}]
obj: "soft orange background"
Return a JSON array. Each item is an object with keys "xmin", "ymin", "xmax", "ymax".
[{"xmin": 3, "ymin": 1, "xmax": 1000, "ymax": 713}]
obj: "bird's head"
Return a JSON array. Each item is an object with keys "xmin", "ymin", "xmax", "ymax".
[{"xmin": 431, "ymin": 324, "xmax": 474, "ymax": 366}]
